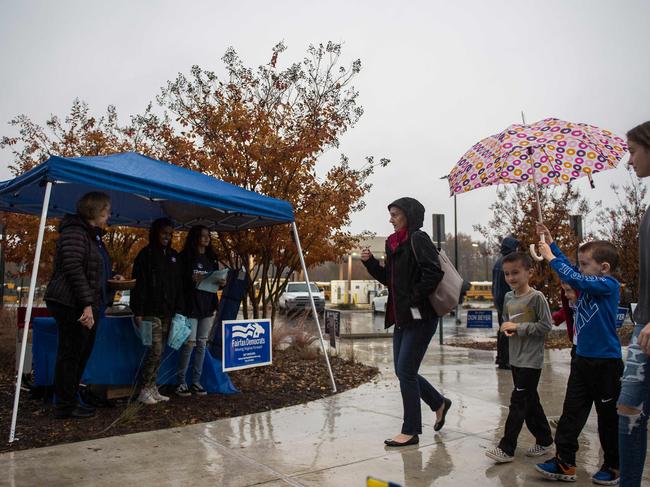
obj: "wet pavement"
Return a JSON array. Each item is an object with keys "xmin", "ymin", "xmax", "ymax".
[{"xmin": 1, "ymin": 312, "xmax": 647, "ymax": 487}]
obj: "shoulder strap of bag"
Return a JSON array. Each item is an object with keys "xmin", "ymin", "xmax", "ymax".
[{"xmin": 409, "ymin": 230, "xmax": 439, "ymax": 266}]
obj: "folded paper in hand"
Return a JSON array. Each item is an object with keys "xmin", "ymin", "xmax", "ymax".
[{"xmin": 196, "ymin": 268, "xmax": 229, "ymax": 293}]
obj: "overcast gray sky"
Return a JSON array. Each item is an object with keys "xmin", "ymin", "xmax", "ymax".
[{"xmin": 1, "ymin": 0, "xmax": 648, "ymax": 239}]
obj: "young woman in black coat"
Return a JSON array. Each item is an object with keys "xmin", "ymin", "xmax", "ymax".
[
  {"xmin": 44, "ymin": 191, "xmax": 121, "ymax": 419},
  {"xmin": 361, "ymin": 197, "xmax": 452, "ymax": 447},
  {"xmin": 130, "ymin": 218, "xmax": 184, "ymax": 405},
  {"xmin": 175, "ymin": 225, "xmax": 224, "ymax": 397}
]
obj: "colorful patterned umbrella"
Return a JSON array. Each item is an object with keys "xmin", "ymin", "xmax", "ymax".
[
  {"xmin": 448, "ymin": 117, "xmax": 628, "ymax": 259},
  {"xmin": 448, "ymin": 118, "xmax": 627, "ymax": 196}
]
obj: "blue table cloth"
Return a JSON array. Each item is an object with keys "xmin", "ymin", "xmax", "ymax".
[{"xmin": 32, "ymin": 315, "xmax": 238, "ymax": 394}]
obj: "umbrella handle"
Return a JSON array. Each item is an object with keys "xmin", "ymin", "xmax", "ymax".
[
  {"xmin": 530, "ymin": 244, "xmax": 544, "ymax": 262},
  {"xmin": 529, "ymin": 234, "xmax": 545, "ymax": 262}
]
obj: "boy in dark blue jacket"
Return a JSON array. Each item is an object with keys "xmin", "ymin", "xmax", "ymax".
[{"xmin": 534, "ymin": 224, "xmax": 623, "ymax": 485}]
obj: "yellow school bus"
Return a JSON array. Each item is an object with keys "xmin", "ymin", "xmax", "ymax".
[{"xmin": 465, "ymin": 281, "xmax": 493, "ymax": 301}]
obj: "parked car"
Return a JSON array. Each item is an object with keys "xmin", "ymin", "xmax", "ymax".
[
  {"xmin": 278, "ymin": 282, "xmax": 325, "ymax": 314},
  {"xmin": 371, "ymin": 289, "xmax": 388, "ymax": 314}
]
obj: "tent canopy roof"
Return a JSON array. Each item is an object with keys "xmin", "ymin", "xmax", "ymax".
[{"xmin": 0, "ymin": 152, "xmax": 294, "ymax": 231}]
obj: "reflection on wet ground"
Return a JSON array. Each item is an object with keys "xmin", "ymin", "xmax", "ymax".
[{"xmin": 1, "ymin": 311, "xmax": 645, "ymax": 487}]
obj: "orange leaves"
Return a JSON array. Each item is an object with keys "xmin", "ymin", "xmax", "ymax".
[{"xmin": 0, "ymin": 43, "xmax": 389, "ymax": 317}]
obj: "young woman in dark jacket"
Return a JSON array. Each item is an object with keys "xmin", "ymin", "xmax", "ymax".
[
  {"xmin": 618, "ymin": 120, "xmax": 650, "ymax": 486},
  {"xmin": 175, "ymin": 225, "xmax": 224, "ymax": 397},
  {"xmin": 130, "ymin": 218, "xmax": 184, "ymax": 405},
  {"xmin": 44, "ymin": 192, "xmax": 119, "ymax": 419},
  {"xmin": 361, "ymin": 197, "xmax": 451, "ymax": 447}
]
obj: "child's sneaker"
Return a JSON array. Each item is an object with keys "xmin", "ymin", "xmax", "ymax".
[
  {"xmin": 591, "ymin": 465, "xmax": 619, "ymax": 485},
  {"xmin": 137, "ymin": 388, "xmax": 158, "ymax": 405},
  {"xmin": 190, "ymin": 384, "xmax": 207, "ymax": 396},
  {"xmin": 485, "ymin": 446, "xmax": 514, "ymax": 463},
  {"xmin": 535, "ymin": 456, "xmax": 577, "ymax": 482},
  {"xmin": 175, "ymin": 383, "xmax": 191, "ymax": 397},
  {"xmin": 526, "ymin": 443, "xmax": 554, "ymax": 457},
  {"xmin": 152, "ymin": 388, "xmax": 169, "ymax": 402}
]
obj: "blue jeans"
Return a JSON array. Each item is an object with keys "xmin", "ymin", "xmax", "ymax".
[
  {"xmin": 618, "ymin": 323, "xmax": 650, "ymax": 486},
  {"xmin": 177, "ymin": 315, "xmax": 214, "ymax": 386},
  {"xmin": 393, "ymin": 321, "xmax": 445, "ymax": 435}
]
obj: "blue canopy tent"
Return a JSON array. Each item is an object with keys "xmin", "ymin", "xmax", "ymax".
[{"xmin": 2, "ymin": 152, "xmax": 335, "ymax": 442}]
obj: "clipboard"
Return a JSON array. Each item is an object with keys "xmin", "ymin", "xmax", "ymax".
[{"xmin": 196, "ymin": 268, "xmax": 229, "ymax": 293}]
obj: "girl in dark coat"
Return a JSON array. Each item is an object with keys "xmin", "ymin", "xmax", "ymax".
[
  {"xmin": 131, "ymin": 218, "xmax": 184, "ymax": 405},
  {"xmin": 175, "ymin": 225, "xmax": 224, "ymax": 397},
  {"xmin": 361, "ymin": 197, "xmax": 451, "ymax": 447},
  {"xmin": 45, "ymin": 191, "xmax": 120, "ymax": 419}
]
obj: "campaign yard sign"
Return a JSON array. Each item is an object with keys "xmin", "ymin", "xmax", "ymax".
[
  {"xmin": 467, "ymin": 310, "xmax": 493, "ymax": 329},
  {"xmin": 616, "ymin": 307, "xmax": 628, "ymax": 329},
  {"xmin": 324, "ymin": 309, "xmax": 341, "ymax": 348},
  {"xmin": 222, "ymin": 319, "xmax": 272, "ymax": 372}
]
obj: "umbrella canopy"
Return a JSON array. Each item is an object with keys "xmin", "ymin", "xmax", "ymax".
[{"xmin": 448, "ymin": 118, "xmax": 628, "ymax": 196}]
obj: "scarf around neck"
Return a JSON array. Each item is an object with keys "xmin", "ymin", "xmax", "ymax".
[{"xmin": 387, "ymin": 227, "xmax": 409, "ymax": 251}]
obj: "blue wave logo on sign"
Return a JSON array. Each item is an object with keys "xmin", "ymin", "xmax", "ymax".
[
  {"xmin": 223, "ymin": 319, "xmax": 272, "ymax": 372},
  {"xmin": 232, "ymin": 323, "xmax": 266, "ymax": 339}
]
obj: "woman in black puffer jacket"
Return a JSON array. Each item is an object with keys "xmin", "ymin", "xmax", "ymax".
[
  {"xmin": 45, "ymin": 191, "xmax": 118, "ymax": 419},
  {"xmin": 362, "ymin": 197, "xmax": 452, "ymax": 447}
]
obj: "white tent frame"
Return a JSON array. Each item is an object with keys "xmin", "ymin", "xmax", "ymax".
[{"xmin": 9, "ymin": 182, "xmax": 336, "ymax": 443}]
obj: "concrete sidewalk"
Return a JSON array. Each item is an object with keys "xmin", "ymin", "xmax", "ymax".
[{"xmin": 2, "ymin": 340, "xmax": 648, "ymax": 486}]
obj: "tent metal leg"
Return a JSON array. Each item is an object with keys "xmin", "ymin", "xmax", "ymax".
[
  {"xmin": 291, "ymin": 222, "xmax": 337, "ymax": 393},
  {"xmin": 9, "ymin": 181, "xmax": 53, "ymax": 443}
]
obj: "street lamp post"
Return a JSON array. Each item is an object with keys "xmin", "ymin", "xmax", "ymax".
[
  {"xmin": 472, "ymin": 242, "xmax": 490, "ymax": 281},
  {"xmin": 347, "ymin": 253, "xmax": 357, "ymax": 305},
  {"xmin": 441, "ymin": 175, "xmax": 460, "ymax": 325}
]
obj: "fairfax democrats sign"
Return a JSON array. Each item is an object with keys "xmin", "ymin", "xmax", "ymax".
[{"xmin": 222, "ymin": 319, "xmax": 272, "ymax": 372}]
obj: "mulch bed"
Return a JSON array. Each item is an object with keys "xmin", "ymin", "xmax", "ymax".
[
  {"xmin": 445, "ymin": 325, "xmax": 635, "ymax": 351},
  {"xmin": 0, "ymin": 338, "xmax": 378, "ymax": 453}
]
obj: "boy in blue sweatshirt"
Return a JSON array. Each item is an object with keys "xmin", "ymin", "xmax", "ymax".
[{"xmin": 534, "ymin": 224, "xmax": 623, "ymax": 485}]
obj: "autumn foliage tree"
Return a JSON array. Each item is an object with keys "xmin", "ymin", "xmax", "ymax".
[
  {"xmin": 0, "ymin": 101, "xmax": 148, "ymax": 284},
  {"xmin": 139, "ymin": 42, "xmax": 388, "ymax": 318},
  {"xmin": 475, "ymin": 185, "xmax": 588, "ymax": 309},
  {"xmin": 1, "ymin": 42, "xmax": 386, "ymax": 318},
  {"xmin": 597, "ymin": 168, "xmax": 647, "ymax": 304}
]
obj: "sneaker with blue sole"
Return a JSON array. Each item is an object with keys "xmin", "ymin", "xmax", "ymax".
[
  {"xmin": 591, "ymin": 465, "xmax": 619, "ymax": 485},
  {"xmin": 535, "ymin": 456, "xmax": 577, "ymax": 482}
]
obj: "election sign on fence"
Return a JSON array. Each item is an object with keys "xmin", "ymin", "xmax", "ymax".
[
  {"xmin": 222, "ymin": 319, "xmax": 272, "ymax": 372},
  {"xmin": 467, "ymin": 310, "xmax": 493, "ymax": 329}
]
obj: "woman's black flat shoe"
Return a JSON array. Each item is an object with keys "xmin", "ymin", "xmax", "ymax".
[
  {"xmin": 434, "ymin": 398, "xmax": 452, "ymax": 431},
  {"xmin": 384, "ymin": 435, "xmax": 419, "ymax": 447}
]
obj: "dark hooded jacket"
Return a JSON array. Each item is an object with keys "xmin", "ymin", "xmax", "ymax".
[
  {"xmin": 130, "ymin": 241, "xmax": 184, "ymax": 319},
  {"xmin": 45, "ymin": 214, "xmax": 106, "ymax": 311},
  {"xmin": 362, "ymin": 197, "xmax": 444, "ymax": 329},
  {"xmin": 492, "ymin": 236, "xmax": 521, "ymax": 315}
]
